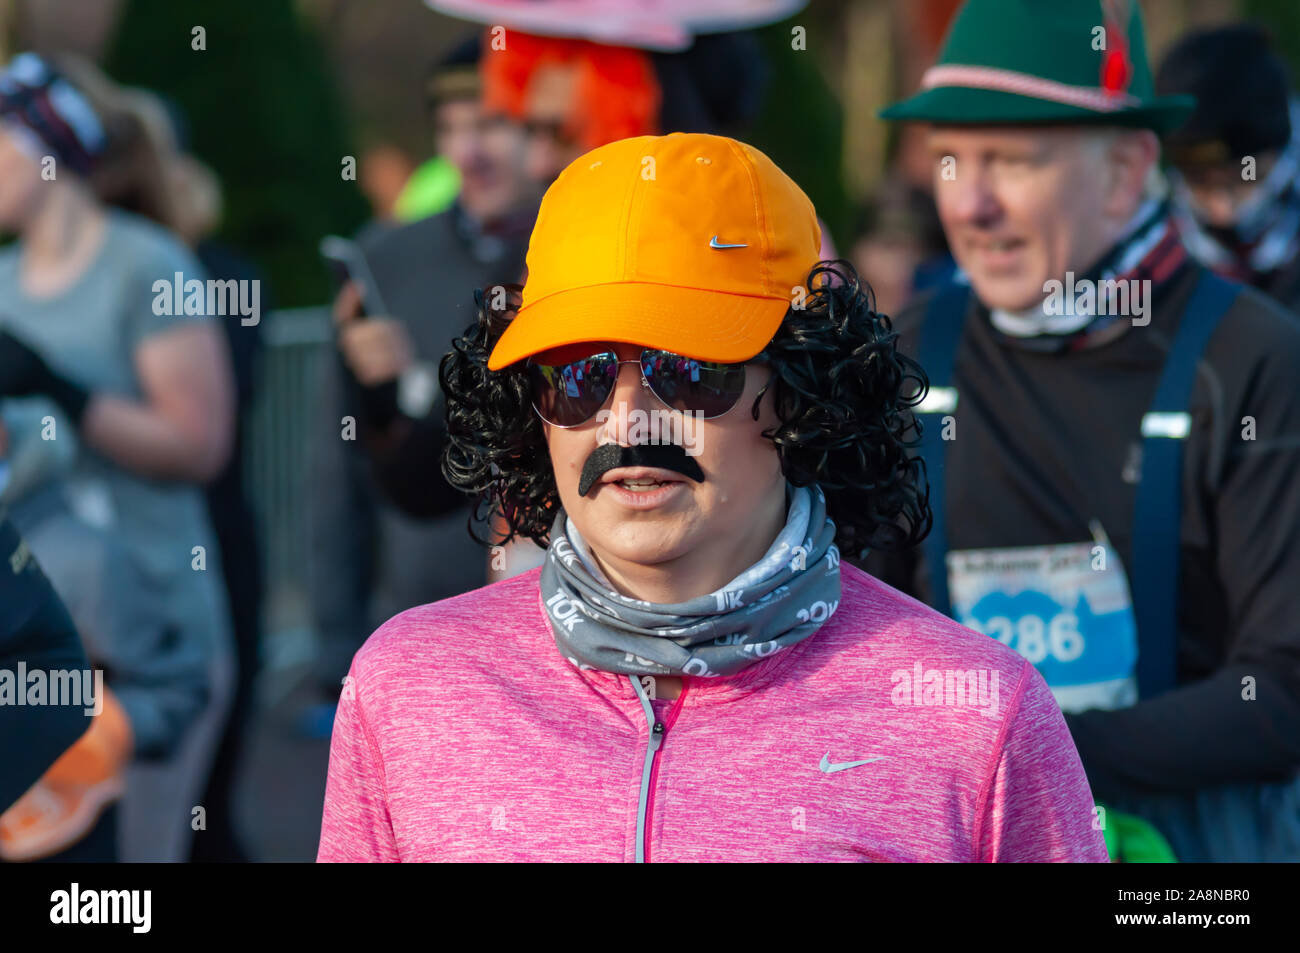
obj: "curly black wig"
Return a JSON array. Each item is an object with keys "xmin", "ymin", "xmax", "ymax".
[{"xmin": 439, "ymin": 259, "xmax": 932, "ymax": 560}]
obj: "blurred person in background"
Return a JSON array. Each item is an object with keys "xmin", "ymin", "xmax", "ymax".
[
  {"xmin": 1156, "ymin": 24, "xmax": 1300, "ymax": 314},
  {"xmin": 312, "ymin": 34, "xmax": 536, "ymax": 715},
  {"xmin": 874, "ymin": 0, "xmax": 1300, "ymax": 861},
  {"xmin": 101, "ymin": 87, "xmax": 268, "ymax": 863},
  {"xmin": 358, "ymin": 143, "xmax": 419, "ymax": 223},
  {"xmin": 850, "ymin": 180, "xmax": 953, "ymax": 319},
  {"xmin": 0, "ymin": 513, "xmax": 104, "ymax": 857},
  {"xmin": 167, "ymin": 152, "xmax": 265, "ymax": 863},
  {"xmin": 0, "ymin": 404, "xmax": 206, "ymax": 863},
  {"xmin": 480, "ymin": 30, "xmax": 665, "ymax": 187},
  {"xmin": 0, "ymin": 53, "xmax": 236, "ymax": 862}
]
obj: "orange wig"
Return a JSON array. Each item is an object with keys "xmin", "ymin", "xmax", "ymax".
[{"xmin": 480, "ymin": 30, "xmax": 661, "ymax": 151}]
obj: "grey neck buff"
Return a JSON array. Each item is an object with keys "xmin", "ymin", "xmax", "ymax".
[{"xmin": 540, "ymin": 484, "xmax": 842, "ymax": 678}]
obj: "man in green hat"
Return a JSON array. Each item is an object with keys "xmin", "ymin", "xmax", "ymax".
[{"xmin": 873, "ymin": 0, "xmax": 1300, "ymax": 862}]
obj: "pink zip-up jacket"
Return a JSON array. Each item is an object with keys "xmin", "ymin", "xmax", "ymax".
[{"xmin": 318, "ymin": 563, "xmax": 1109, "ymax": 862}]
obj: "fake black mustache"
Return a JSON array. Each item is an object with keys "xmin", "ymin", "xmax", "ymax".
[{"xmin": 578, "ymin": 443, "xmax": 706, "ymax": 497}]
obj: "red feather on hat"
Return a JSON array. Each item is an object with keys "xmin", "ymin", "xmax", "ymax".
[{"xmin": 1100, "ymin": 0, "xmax": 1133, "ymax": 95}]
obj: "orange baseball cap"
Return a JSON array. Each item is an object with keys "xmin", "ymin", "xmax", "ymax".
[{"xmin": 486, "ymin": 132, "xmax": 822, "ymax": 371}]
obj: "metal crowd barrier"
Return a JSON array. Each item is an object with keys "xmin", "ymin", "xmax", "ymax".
[{"xmin": 243, "ymin": 306, "xmax": 333, "ymax": 638}]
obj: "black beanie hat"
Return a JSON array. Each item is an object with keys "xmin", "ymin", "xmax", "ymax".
[
  {"xmin": 425, "ymin": 33, "xmax": 483, "ymax": 113},
  {"xmin": 1156, "ymin": 24, "xmax": 1291, "ymax": 166}
]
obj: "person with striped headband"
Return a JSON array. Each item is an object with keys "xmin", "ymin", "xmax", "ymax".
[
  {"xmin": 0, "ymin": 53, "xmax": 106, "ymax": 177},
  {"xmin": 873, "ymin": 0, "xmax": 1300, "ymax": 861}
]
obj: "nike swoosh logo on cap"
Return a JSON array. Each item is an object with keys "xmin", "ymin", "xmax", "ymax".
[
  {"xmin": 709, "ymin": 235, "xmax": 747, "ymax": 249},
  {"xmin": 819, "ymin": 753, "xmax": 889, "ymax": 774}
]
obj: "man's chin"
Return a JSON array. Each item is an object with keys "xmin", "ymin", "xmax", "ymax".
[
  {"xmin": 575, "ymin": 512, "xmax": 694, "ymax": 564},
  {"xmin": 458, "ymin": 187, "xmax": 511, "ymax": 223},
  {"xmin": 966, "ymin": 272, "xmax": 1047, "ymax": 313}
]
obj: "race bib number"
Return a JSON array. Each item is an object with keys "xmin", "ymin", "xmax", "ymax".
[{"xmin": 946, "ymin": 540, "xmax": 1137, "ymax": 713}]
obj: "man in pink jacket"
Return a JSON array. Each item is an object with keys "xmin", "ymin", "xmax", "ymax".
[{"xmin": 317, "ymin": 132, "xmax": 1109, "ymax": 863}]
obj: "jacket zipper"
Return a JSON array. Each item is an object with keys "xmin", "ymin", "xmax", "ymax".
[{"xmin": 630, "ymin": 675, "xmax": 688, "ymax": 863}]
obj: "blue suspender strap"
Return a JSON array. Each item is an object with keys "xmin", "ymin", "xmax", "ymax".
[
  {"xmin": 1131, "ymin": 270, "xmax": 1238, "ymax": 700},
  {"xmin": 915, "ymin": 283, "xmax": 971, "ymax": 618}
]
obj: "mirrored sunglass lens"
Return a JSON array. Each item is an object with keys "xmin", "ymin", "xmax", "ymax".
[
  {"xmin": 640, "ymin": 351, "xmax": 746, "ymax": 418},
  {"xmin": 529, "ymin": 353, "xmax": 617, "ymax": 425}
]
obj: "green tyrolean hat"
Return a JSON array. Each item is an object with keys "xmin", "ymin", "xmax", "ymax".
[{"xmin": 880, "ymin": 0, "xmax": 1195, "ymax": 133}]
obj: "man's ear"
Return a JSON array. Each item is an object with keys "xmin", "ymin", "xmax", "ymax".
[{"xmin": 1104, "ymin": 129, "xmax": 1160, "ymax": 220}]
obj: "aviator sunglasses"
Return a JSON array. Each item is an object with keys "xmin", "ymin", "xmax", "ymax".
[{"xmin": 527, "ymin": 348, "xmax": 749, "ymax": 428}]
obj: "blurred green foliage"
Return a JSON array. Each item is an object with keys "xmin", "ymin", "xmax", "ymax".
[
  {"xmin": 748, "ymin": 18, "xmax": 850, "ymax": 253},
  {"xmin": 106, "ymin": 0, "xmax": 370, "ymax": 307},
  {"xmin": 1245, "ymin": 0, "xmax": 1300, "ymax": 84}
]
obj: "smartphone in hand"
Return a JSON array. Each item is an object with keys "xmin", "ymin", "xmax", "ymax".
[{"xmin": 320, "ymin": 235, "xmax": 389, "ymax": 318}]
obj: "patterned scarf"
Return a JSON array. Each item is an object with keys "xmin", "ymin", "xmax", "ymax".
[{"xmin": 539, "ymin": 484, "xmax": 842, "ymax": 678}]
